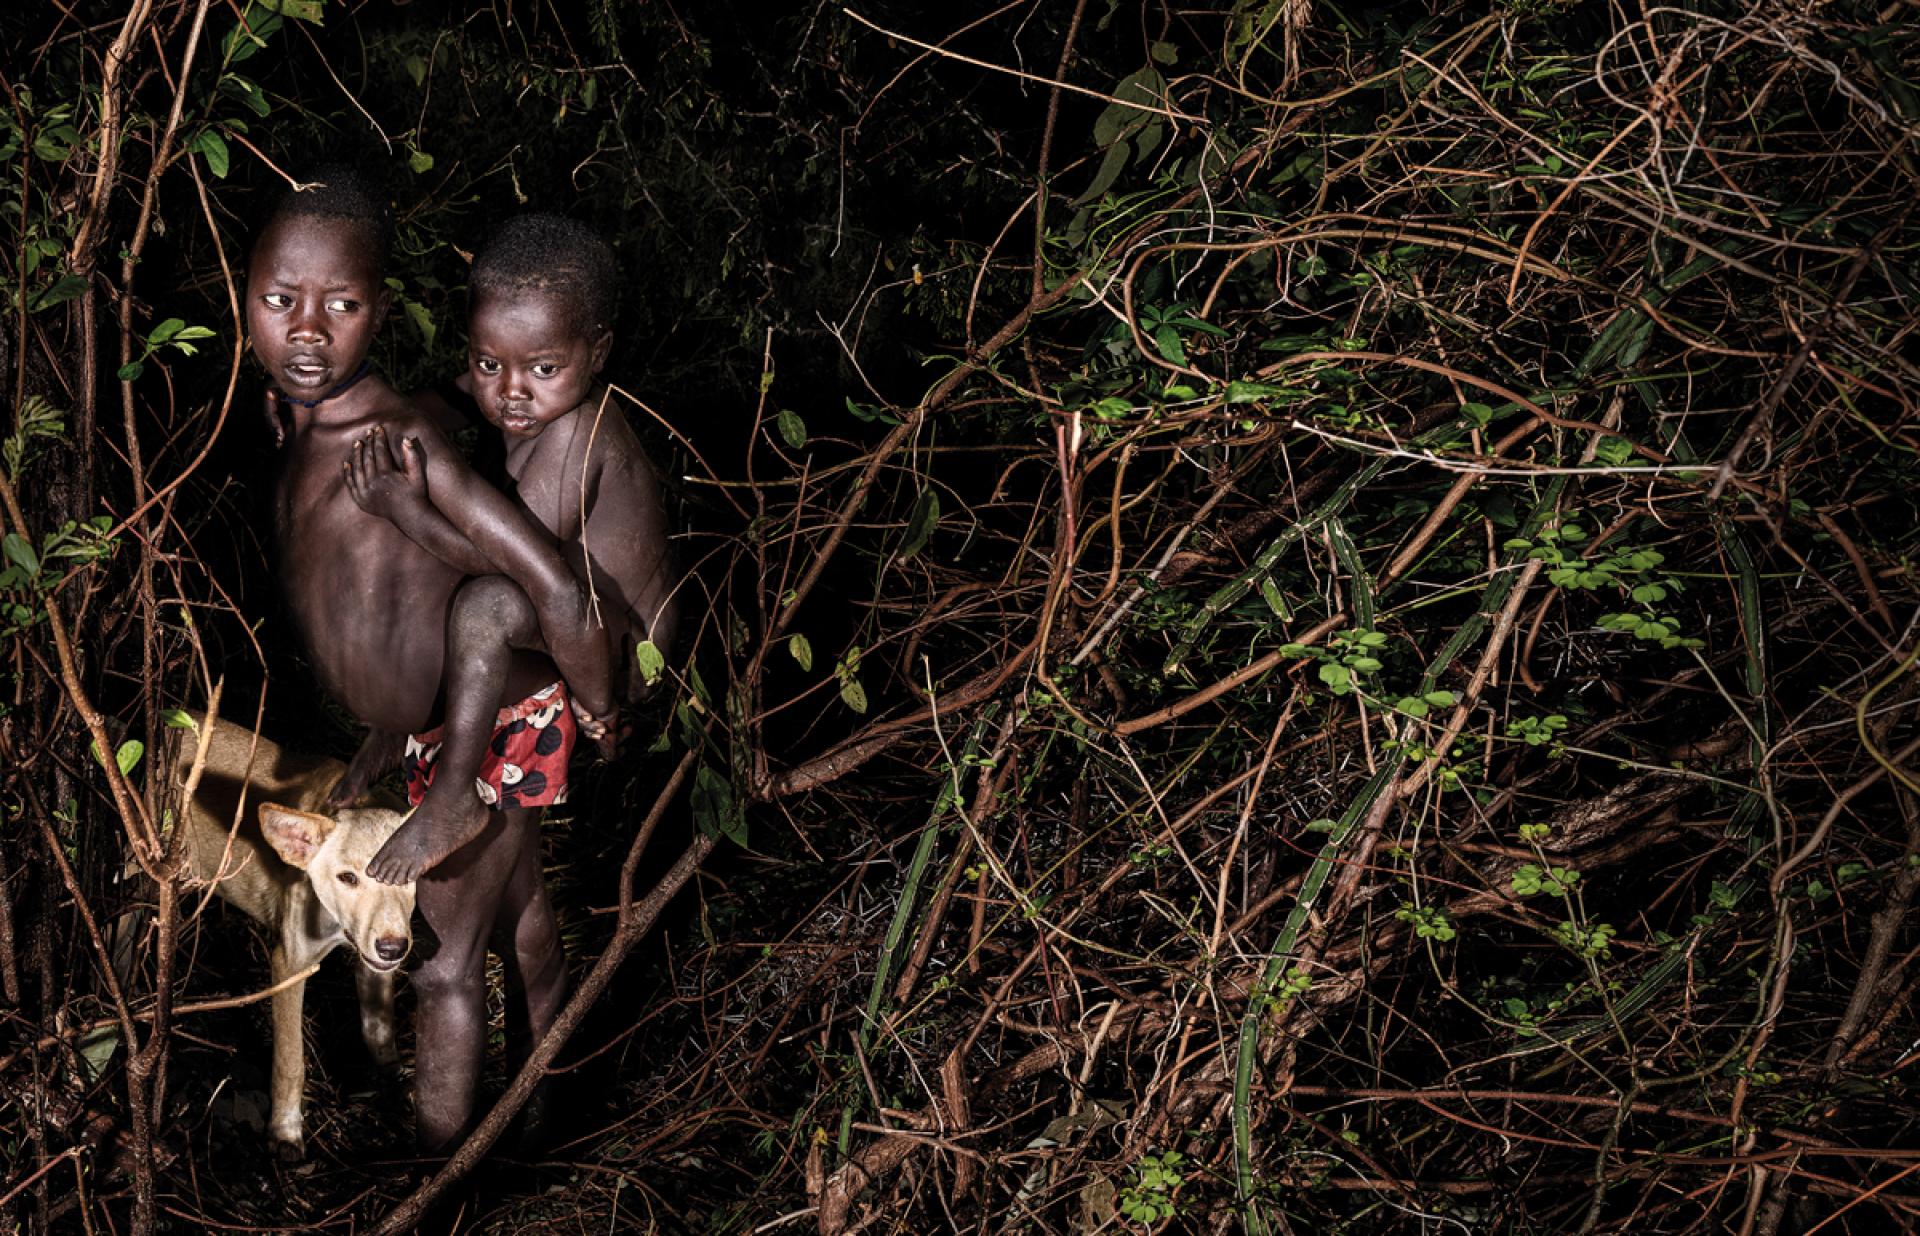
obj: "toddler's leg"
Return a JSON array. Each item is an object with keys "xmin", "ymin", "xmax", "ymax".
[
  {"xmin": 411, "ymin": 810, "xmax": 523, "ymax": 1153},
  {"xmin": 369, "ymin": 575, "xmax": 541, "ymax": 884}
]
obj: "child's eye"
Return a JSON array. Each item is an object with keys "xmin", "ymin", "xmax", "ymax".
[
  {"xmin": 474, "ymin": 358, "xmax": 501, "ymax": 376},
  {"xmin": 261, "ymin": 293, "xmax": 292, "ymax": 310},
  {"xmin": 326, "ymin": 298, "xmax": 359, "ymax": 313},
  {"xmin": 532, "ymin": 363, "xmax": 560, "ymax": 378}
]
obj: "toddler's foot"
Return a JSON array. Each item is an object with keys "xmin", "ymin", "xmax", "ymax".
[
  {"xmin": 368, "ymin": 785, "xmax": 490, "ymax": 884},
  {"xmin": 571, "ymin": 701, "xmax": 620, "ymax": 760}
]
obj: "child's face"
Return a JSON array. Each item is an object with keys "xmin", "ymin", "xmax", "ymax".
[
  {"xmin": 467, "ymin": 288, "xmax": 610, "ymax": 439},
  {"xmin": 246, "ymin": 215, "xmax": 388, "ymax": 397}
]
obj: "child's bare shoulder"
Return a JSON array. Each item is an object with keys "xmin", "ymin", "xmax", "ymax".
[
  {"xmin": 585, "ymin": 414, "xmax": 663, "ymax": 494},
  {"xmin": 375, "ymin": 394, "xmax": 462, "ymax": 454}
]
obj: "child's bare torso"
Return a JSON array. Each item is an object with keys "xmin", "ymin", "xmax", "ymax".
[
  {"xmin": 503, "ymin": 393, "xmax": 673, "ymax": 700},
  {"xmin": 277, "ymin": 380, "xmax": 562, "ymax": 732}
]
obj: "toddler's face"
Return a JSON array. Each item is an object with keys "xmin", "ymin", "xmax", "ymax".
[
  {"xmin": 246, "ymin": 216, "xmax": 386, "ymax": 397},
  {"xmin": 467, "ymin": 289, "xmax": 609, "ymax": 440}
]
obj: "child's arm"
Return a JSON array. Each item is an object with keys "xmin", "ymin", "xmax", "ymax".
[
  {"xmin": 344, "ymin": 429, "xmax": 495, "ymax": 576},
  {"xmin": 344, "ymin": 425, "xmax": 614, "ymax": 722}
]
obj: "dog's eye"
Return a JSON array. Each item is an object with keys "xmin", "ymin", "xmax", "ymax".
[{"xmin": 337, "ymin": 871, "xmax": 360, "ymax": 887}]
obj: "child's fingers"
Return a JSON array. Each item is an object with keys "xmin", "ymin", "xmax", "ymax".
[{"xmin": 366, "ymin": 428, "xmax": 391, "ymax": 476}]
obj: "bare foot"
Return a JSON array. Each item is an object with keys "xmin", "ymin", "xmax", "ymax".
[
  {"xmin": 572, "ymin": 701, "xmax": 620, "ymax": 760},
  {"xmin": 367, "ymin": 783, "xmax": 490, "ymax": 884}
]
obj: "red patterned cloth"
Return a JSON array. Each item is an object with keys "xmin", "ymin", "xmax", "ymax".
[{"xmin": 402, "ymin": 681, "xmax": 576, "ymax": 810}]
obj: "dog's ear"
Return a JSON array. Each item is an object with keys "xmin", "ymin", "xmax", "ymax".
[{"xmin": 259, "ymin": 803, "xmax": 336, "ymax": 870}]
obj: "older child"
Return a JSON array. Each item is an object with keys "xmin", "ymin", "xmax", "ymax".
[
  {"xmin": 254, "ymin": 170, "xmax": 605, "ymax": 1151},
  {"xmin": 344, "ymin": 214, "xmax": 679, "ymax": 860}
]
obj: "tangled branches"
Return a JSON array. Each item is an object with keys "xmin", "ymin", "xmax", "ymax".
[{"xmin": 679, "ymin": 2, "xmax": 1920, "ymax": 1231}]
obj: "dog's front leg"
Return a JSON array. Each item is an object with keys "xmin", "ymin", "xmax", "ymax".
[
  {"xmin": 355, "ymin": 960, "xmax": 400, "ymax": 1071},
  {"xmin": 268, "ymin": 940, "xmax": 317, "ymax": 1160}
]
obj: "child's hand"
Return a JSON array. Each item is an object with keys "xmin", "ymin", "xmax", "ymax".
[{"xmin": 343, "ymin": 426, "xmax": 429, "ymax": 521}]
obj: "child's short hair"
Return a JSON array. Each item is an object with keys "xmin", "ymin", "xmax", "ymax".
[
  {"xmin": 262, "ymin": 163, "xmax": 394, "ymax": 273},
  {"xmin": 471, "ymin": 214, "xmax": 617, "ymax": 338}
]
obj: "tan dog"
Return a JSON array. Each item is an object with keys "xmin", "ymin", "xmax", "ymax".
[{"xmin": 172, "ymin": 718, "xmax": 416, "ymax": 1160}]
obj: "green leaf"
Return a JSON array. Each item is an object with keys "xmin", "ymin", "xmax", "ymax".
[
  {"xmin": 259, "ymin": 0, "xmax": 324, "ymax": 23},
  {"xmin": 191, "ymin": 129, "xmax": 230, "ymax": 178},
  {"xmin": 3, "ymin": 533, "xmax": 38, "ymax": 575},
  {"xmin": 1151, "ymin": 323, "xmax": 1186, "ymax": 366},
  {"xmin": 634, "ymin": 639, "xmax": 665, "ymax": 686},
  {"xmin": 1593, "ymin": 436, "xmax": 1634, "ymax": 466},
  {"xmin": 161, "ymin": 709, "xmax": 198, "ymax": 731},
  {"xmin": 1316, "ymin": 661, "xmax": 1350, "ymax": 692},
  {"xmin": 842, "ymin": 395, "xmax": 900, "ymax": 425},
  {"xmin": 117, "ymin": 361, "xmax": 145, "ymax": 382},
  {"xmin": 30, "ymin": 274, "xmax": 87, "ymax": 312},
  {"xmin": 787, "ymin": 633, "xmax": 813, "ymax": 672},
  {"xmin": 219, "ymin": 73, "xmax": 271, "ymax": 117},
  {"xmin": 775, "ymin": 409, "xmax": 808, "ymax": 449},
  {"xmin": 691, "ymin": 764, "xmax": 746, "ymax": 846},
  {"xmin": 76, "ymin": 1024, "xmax": 120, "ymax": 1082},
  {"xmin": 115, "ymin": 739, "xmax": 145, "ymax": 777},
  {"xmin": 1258, "ymin": 576, "xmax": 1290, "ymax": 619},
  {"xmin": 898, "ymin": 489, "xmax": 940, "ymax": 560},
  {"xmin": 402, "ymin": 299, "xmax": 436, "ymax": 350},
  {"xmin": 148, "ymin": 318, "xmax": 185, "ymax": 345},
  {"xmin": 222, "ymin": 8, "xmax": 283, "ymax": 63},
  {"xmin": 407, "ymin": 146, "xmax": 434, "ymax": 175},
  {"xmin": 839, "ymin": 676, "xmax": 868, "ymax": 714},
  {"xmin": 1226, "ymin": 380, "xmax": 1288, "ymax": 404}
]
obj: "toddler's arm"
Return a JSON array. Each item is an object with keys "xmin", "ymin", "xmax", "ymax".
[
  {"xmin": 345, "ymin": 429, "xmax": 495, "ymax": 576},
  {"xmin": 345, "ymin": 425, "xmax": 614, "ymax": 721}
]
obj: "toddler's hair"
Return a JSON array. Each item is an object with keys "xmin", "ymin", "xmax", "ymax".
[
  {"xmin": 471, "ymin": 214, "xmax": 617, "ymax": 337},
  {"xmin": 261, "ymin": 163, "xmax": 395, "ymax": 272}
]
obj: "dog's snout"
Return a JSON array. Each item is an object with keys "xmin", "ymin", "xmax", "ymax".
[{"xmin": 374, "ymin": 936, "xmax": 408, "ymax": 963}]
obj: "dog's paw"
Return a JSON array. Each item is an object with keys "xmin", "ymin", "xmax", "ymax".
[{"xmin": 269, "ymin": 1130, "xmax": 304, "ymax": 1163}]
